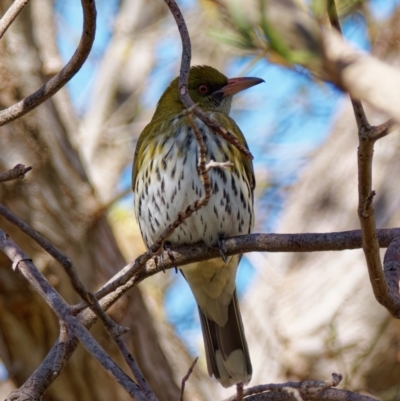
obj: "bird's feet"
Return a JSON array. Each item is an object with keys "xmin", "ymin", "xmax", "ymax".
[
  {"xmin": 218, "ymin": 235, "xmax": 228, "ymax": 263},
  {"xmin": 155, "ymin": 241, "xmax": 177, "ymax": 273}
]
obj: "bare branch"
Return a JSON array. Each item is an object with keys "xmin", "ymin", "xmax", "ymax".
[
  {"xmin": 0, "ymin": 0, "xmax": 30, "ymax": 39},
  {"xmin": 163, "ymin": 0, "xmax": 253, "ymax": 160},
  {"xmin": 53, "ymin": 321, "xmax": 68, "ymax": 375},
  {"xmin": 0, "ymin": 164, "xmax": 32, "ymax": 182},
  {"xmin": 113, "ymin": 336, "xmax": 159, "ymax": 401},
  {"xmin": 0, "ymin": 0, "xmax": 96, "ymax": 126},
  {"xmin": 259, "ymin": 1, "xmax": 400, "ymax": 130},
  {"xmin": 241, "ymin": 388, "xmax": 379, "ymax": 401},
  {"xmin": 0, "ymin": 229, "xmax": 148, "ymax": 401},
  {"xmin": 70, "ymin": 227, "xmax": 400, "ymax": 315},
  {"xmin": 225, "ymin": 373, "xmax": 347, "ymax": 401},
  {"xmin": 12, "ymin": 226, "xmax": 400, "ymax": 399},
  {"xmin": 369, "ymin": 118, "xmax": 397, "ymax": 141},
  {"xmin": 180, "ymin": 357, "xmax": 198, "ymax": 401},
  {"xmin": 0, "ymin": 203, "xmax": 158, "ymax": 399},
  {"xmin": 326, "ymin": 0, "xmax": 398, "ymax": 316}
]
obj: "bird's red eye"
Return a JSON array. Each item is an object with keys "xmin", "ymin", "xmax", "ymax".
[{"xmin": 198, "ymin": 84, "xmax": 209, "ymax": 95}]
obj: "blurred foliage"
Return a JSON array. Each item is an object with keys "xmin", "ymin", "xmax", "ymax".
[{"xmin": 201, "ymin": 0, "xmax": 370, "ymax": 71}]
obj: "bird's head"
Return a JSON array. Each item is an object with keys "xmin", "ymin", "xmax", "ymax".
[{"xmin": 153, "ymin": 65, "xmax": 264, "ymax": 118}]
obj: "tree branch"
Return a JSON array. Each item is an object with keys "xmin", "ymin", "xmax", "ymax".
[
  {"xmin": 0, "ymin": 0, "xmax": 96, "ymax": 126},
  {"xmin": 0, "ymin": 230, "xmax": 149, "ymax": 401},
  {"xmin": 0, "ymin": 164, "xmax": 31, "ymax": 182},
  {"xmin": 0, "ymin": 0, "xmax": 30, "ymax": 39},
  {"xmin": 224, "ymin": 373, "xmax": 379, "ymax": 401},
  {"xmin": 163, "ymin": 0, "xmax": 253, "ymax": 160},
  {"xmin": 5, "ymin": 224, "xmax": 399, "ymax": 399},
  {"xmin": 0, "ymin": 203, "xmax": 158, "ymax": 401},
  {"xmin": 327, "ymin": 0, "xmax": 400, "ymax": 316}
]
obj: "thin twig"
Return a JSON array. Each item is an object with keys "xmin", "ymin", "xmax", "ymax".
[
  {"xmin": 180, "ymin": 357, "xmax": 198, "ymax": 401},
  {"xmin": 236, "ymin": 382, "xmax": 244, "ymax": 401},
  {"xmin": 114, "ymin": 336, "xmax": 158, "ymax": 401},
  {"xmin": 162, "ymin": 0, "xmax": 253, "ymax": 160},
  {"xmin": 53, "ymin": 321, "xmax": 68, "ymax": 376},
  {"xmin": 369, "ymin": 118, "xmax": 396, "ymax": 141},
  {"xmin": 0, "ymin": 0, "xmax": 96, "ymax": 126},
  {"xmin": 0, "ymin": 0, "xmax": 30, "ymax": 39},
  {"xmin": 0, "ymin": 164, "xmax": 32, "ymax": 182}
]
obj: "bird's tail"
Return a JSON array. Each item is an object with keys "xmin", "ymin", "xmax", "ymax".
[{"xmin": 198, "ymin": 290, "xmax": 252, "ymax": 388}]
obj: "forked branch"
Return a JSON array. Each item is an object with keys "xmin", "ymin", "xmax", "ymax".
[
  {"xmin": 0, "ymin": 0, "xmax": 96, "ymax": 126},
  {"xmin": 328, "ymin": 0, "xmax": 400, "ymax": 316}
]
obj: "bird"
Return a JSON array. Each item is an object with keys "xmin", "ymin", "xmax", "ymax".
[{"xmin": 132, "ymin": 65, "xmax": 263, "ymax": 387}]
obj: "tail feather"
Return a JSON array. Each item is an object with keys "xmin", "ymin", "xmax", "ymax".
[{"xmin": 198, "ymin": 290, "xmax": 252, "ymax": 388}]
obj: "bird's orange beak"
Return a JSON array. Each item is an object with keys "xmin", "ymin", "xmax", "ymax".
[{"xmin": 218, "ymin": 77, "xmax": 264, "ymax": 97}]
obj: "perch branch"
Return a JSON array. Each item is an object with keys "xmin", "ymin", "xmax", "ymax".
[
  {"xmin": 71, "ymin": 227, "xmax": 400, "ymax": 314},
  {"xmin": 0, "ymin": 0, "xmax": 96, "ymax": 126},
  {"xmin": 9, "ymin": 227, "xmax": 400, "ymax": 399}
]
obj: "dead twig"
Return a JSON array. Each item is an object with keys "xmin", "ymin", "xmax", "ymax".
[
  {"xmin": 180, "ymin": 357, "xmax": 198, "ymax": 401},
  {"xmin": 0, "ymin": 164, "xmax": 32, "ymax": 182}
]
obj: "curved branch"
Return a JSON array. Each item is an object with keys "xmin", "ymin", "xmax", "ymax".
[
  {"xmin": 163, "ymin": 0, "xmax": 253, "ymax": 159},
  {"xmin": 0, "ymin": 0, "xmax": 96, "ymax": 126}
]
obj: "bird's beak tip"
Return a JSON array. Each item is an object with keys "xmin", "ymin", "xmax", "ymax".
[{"xmin": 221, "ymin": 77, "xmax": 265, "ymax": 96}]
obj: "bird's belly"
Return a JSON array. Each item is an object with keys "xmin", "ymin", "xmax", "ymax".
[{"xmin": 134, "ymin": 124, "xmax": 253, "ymax": 248}]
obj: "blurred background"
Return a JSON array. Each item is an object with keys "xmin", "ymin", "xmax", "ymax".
[{"xmin": 1, "ymin": 0, "xmax": 400, "ymax": 400}]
